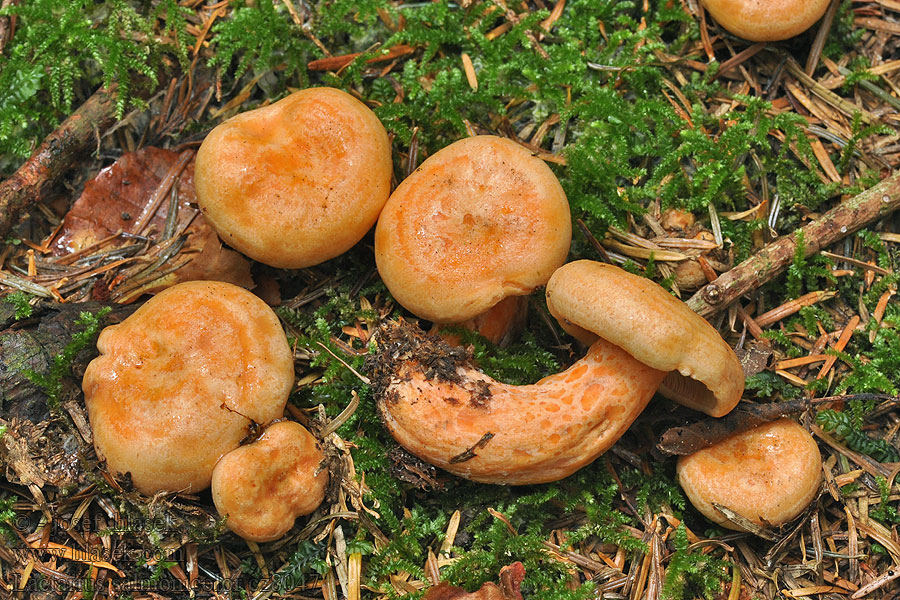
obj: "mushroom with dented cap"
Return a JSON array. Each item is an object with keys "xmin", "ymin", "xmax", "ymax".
[
  {"xmin": 545, "ymin": 260, "xmax": 745, "ymax": 418},
  {"xmin": 677, "ymin": 418, "xmax": 822, "ymax": 530},
  {"xmin": 375, "ymin": 135, "xmax": 571, "ymax": 345},
  {"xmin": 82, "ymin": 280, "xmax": 294, "ymax": 495},
  {"xmin": 701, "ymin": 0, "xmax": 831, "ymax": 42},
  {"xmin": 194, "ymin": 86, "xmax": 393, "ymax": 269},
  {"xmin": 367, "ymin": 260, "xmax": 744, "ymax": 484},
  {"xmin": 211, "ymin": 421, "xmax": 329, "ymax": 542}
]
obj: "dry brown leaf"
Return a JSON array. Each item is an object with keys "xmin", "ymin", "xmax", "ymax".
[{"xmin": 50, "ymin": 147, "xmax": 253, "ymax": 298}]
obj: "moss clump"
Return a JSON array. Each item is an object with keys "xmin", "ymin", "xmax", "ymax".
[{"xmin": 23, "ymin": 306, "xmax": 111, "ymax": 408}]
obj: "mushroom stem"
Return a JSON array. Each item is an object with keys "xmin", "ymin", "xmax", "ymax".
[
  {"xmin": 433, "ymin": 295, "xmax": 530, "ymax": 347},
  {"xmin": 368, "ymin": 324, "xmax": 666, "ymax": 485}
]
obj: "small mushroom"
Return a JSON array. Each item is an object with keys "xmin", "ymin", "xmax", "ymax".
[
  {"xmin": 375, "ymin": 135, "xmax": 571, "ymax": 343},
  {"xmin": 195, "ymin": 87, "xmax": 392, "ymax": 269},
  {"xmin": 82, "ymin": 281, "xmax": 294, "ymax": 494},
  {"xmin": 677, "ymin": 418, "xmax": 822, "ymax": 530},
  {"xmin": 545, "ymin": 260, "xmax": 744, "ymax": 417},
  {"xmin": 701, "ymin": 0, "xmax": 831, "ymax": 42},
  {"xmin": 368, "ymin": 260, "xmax": 743, "ymax": 484},
  {"xmin": 211, "ymin": 421, "xmax": 328, "ymax": 542}
]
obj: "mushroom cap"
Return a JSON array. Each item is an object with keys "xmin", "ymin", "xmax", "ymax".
[
  {"xmin": 676, "ymin": 419, "xmax": 822, "ymax": 530},
  {"xmin": 194, "ymin": 87, "xmax": 392, "ymax": 269},
  {"xmin": 375, "ymin": 135, "xmax": 571, "ymax": 323},
  {"xmin": 211, "ymin": 421, "xmax": 328, "ymax": 542},
  {"xmin": 701, "ymin": 0, "xmax": 831, "ymax": 42},
  {"xmin": 82, "ymin": 281, "xmax": 294, "ymax": 494},
  {"xmin": 545, "ymin": 260, "xmax": 744, "ymax": 417}
]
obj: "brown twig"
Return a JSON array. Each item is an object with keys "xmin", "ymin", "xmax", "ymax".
[
  {"xmin": 0, "ymin": 85, "xmax": 120, "ymax": 240},
  {"xmin": 805, "ymin": 0, "xmax": 840, "ymax": 75},
  {"xmin": 0, "ymin": 0, "xmax": 18, "ymax": 55},
  {"xmin": 307, "ymin": 44, "xmax": 416, "ymax": 72},
  {"xmin": 686, "ymin": 170, "xmax": 900, "ymax": 317},
  {"xmin": 657, "ymin": 394, "xmax": 897, "ymax": 455}
]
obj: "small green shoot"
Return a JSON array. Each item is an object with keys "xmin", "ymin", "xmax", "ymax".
[
  {"xmin": 817, "ymin": 398, "xmax": 899, "ymax": 462},
  {"xmin": 24, "ymin": 306, "xmax": 111, "ymax": 408},
  {"xmin": 2, "ymin": 291, "xmax": 34, "ymax": 320}
]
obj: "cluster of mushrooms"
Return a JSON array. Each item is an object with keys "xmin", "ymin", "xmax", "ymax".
[{"xmin": 82, "ymin": 82, "xmax": 823, "ymax": 543}]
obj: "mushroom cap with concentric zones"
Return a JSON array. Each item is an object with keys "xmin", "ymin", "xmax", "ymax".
[
  {"xmin": 195, "ymin": 87, "xmax": 392, "ymax": 269},
  {"xmin": 375, "ymin": 135, "xmax": 571, "ymax": 323},
  {"xmin": 82, "ymin": 281, "xmax": 294, "ymax": 494}
]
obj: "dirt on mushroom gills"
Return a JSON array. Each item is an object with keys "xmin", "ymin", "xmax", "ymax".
[{"xmin": 367, "ymin": 323, "xmax": 667, "ymax": 485}]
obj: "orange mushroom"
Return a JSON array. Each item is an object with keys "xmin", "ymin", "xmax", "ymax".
[
  {"xmin": 368, "ymin": 261, "xmax": 744, "ymax": 484},
  {"xmin": 545, "ymin": 260, "xmax": 744, "ymax": 418},
  {"xmin": 195, "ymin": 87, "xmax": 392, "ymax": 269},
  {"xmin": 375, "ymin": 135, "xmax": 571, "ymax": 344},
  {"xmin": 211, "ymin": 421, "xmax": 328, "ymax": 542},
  {"xmin": 82, "ymin": 281, "xmax": 294, "ymax": 494},
  {"xmin": 701, "ymin": 0, "xmax": 831, "ymax": 42},
  {"xmin": 677, "ymin": 418, "xmax": 822, "ymax": 530},
  {"xmin": 368, "ymin": 324, "xmax": 666, "ymax": 485}
]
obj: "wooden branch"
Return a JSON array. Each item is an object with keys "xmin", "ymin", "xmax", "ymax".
[
  {"xmin": 0, "ymin": 85, "xmax": 119, "ymax": 240},
  {"xmin": 657, "ymin": 394, "xmax": 896, "ymax": 455},
  {"xmin": 687, "ymin": 170, "xmax": 900, "ymax": 318}
]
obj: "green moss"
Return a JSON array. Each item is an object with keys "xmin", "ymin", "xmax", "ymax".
[
  {"xmin": 0, "ymin": 0, "xmax": 162, "ymax": 169},
  {"xmin": 662, "ymin": 524, "xmax": 731, "ymax": 600},
  {"xmin": 2, "ymin": 291, "xmax": 34, "ymax": 320},
  {"xmin": 817, "ymin": 398, "xmax": 899, "ymax": 462},
  {"xmin": 23, "ymin": 306, "xmax": 111, "ymax": 408},
  {"xmin": 0, "ymin": 494, "xmax": 16, "ymax": 543}
]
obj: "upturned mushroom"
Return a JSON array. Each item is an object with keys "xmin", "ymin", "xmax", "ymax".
[
  {"xmin": 82, "ymin": 280, "xmax": 294, "ymax": 494},
  {"xmin": 367, "ymin": 260, "xmax": 744, "ymax": 484},
  {"xmin": 546, "ymin": 261, "xmax": 744, "ymax": 417},
  {"xmin": 677, "ymin": 418, "xmax": 822, "ymax": 530},
  {"xmin": 194, "ymin": 87, "xmax": 392, "ymax": 269},
  {"xmin": 701, "ymin": 0, "xmax": 831, "ymax": 42},
  {"xmin": 211, "ymin": 421, "xmax": 328, "ymax": 542},
  {"xmin": 375, "ymin": 135, "xmax": 571, "ymax": 344}
]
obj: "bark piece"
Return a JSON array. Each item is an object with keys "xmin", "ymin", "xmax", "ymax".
[{"xmin": 0, "ymin": 302, "xmax": 133, "ymax": 424}]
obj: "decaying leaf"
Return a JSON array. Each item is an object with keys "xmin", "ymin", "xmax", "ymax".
[
  {"xmin": 424, "ymin": 562, "xmax": 525, "ymax": 600},
  {"xmin": 734, "ymin": 339, "xmax": 774, "ymax": 377},
  {"xmin": 49, "ymin": 146, "xmax": 253, "ymax": 300}
]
